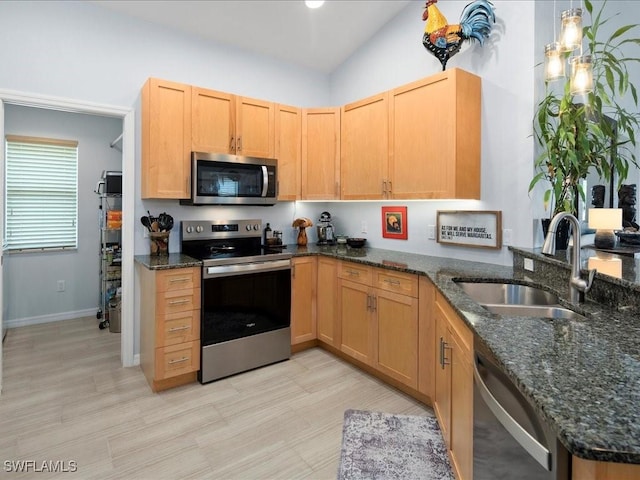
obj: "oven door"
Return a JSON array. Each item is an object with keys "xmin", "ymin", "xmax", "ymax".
[{"xmin": 201, "ymin": 260, "xmax": 291, "ymax": 346}]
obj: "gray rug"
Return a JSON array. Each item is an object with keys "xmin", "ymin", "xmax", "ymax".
[{"xmin": 337, "ymin": 409, "xmax": 455, "ymax": 480}]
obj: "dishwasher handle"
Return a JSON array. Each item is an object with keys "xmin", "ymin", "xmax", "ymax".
[{"xmin": 473, "ymin": 358, "xmax": 552, "ymax": 471}]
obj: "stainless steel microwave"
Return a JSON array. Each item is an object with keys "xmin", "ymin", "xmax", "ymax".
[{"xmin": 182, "ymin": 152, "xmax": 277, "ymax": 206}]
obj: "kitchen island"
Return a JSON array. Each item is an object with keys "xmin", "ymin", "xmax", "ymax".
[{"xmin": 135, "ymin": 245, "xmax": 640, "ymax": 472}]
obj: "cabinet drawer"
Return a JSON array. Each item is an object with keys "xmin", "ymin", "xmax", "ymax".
[
  {"xmin": 156, "ymin": 267, "xmax": 200, "ymax": 293},
  {"xmin": 156, "ymin": 288, "xmax": 201, "ymax": 315},
  {"xmin": 157, "ymin": 309, "xmax": 200, "ymax": 347},
  {"xmin": 374, "ymin": 269, "xmax": 418, "ymax": 297},
  {"xmin": 338, "ymin": 262, "xmax": 372, "ymax": 285},
  {"xmin": 155, "ymin": 341, "xmax": 200, "ymax": 380}
]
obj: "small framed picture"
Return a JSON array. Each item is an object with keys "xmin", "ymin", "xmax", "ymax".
[{"xmin": 382, "ymin": 206, "xmax": 408, "ymax": 240}]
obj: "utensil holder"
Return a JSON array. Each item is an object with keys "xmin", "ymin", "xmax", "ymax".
[{"xmin": 149, "ymin": 231, "xmax": 170, "ymax": 255}]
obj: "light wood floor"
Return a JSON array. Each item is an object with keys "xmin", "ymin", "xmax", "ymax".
[{"xmin": 0, "ymin": 317, "xmax": 431, "ymax": 479}]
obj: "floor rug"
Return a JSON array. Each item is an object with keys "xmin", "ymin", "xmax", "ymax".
[{"xmin": 337, "ymin": 409, "xmax": 455, "ymax": 480}]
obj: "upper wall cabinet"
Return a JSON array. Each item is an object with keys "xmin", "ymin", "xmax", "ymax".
[
  {"xmin": 142, "ymin": 78, "xmax": 192, "ymax": 199},
  {"xmin": 301, "ymin": 108, "xmax": 341, "ymax": 200},
  {"xmin": 340, "ymin": 93, "xmax": 389, "ymax": 200},
  {"xmin": 192, "ymin": 87, "xmax": 275, "ymax": 158},
  {"xmin": 275, "ymin": 104, "xmax": 301, "ymax": 201},
  {"xmin": 389, "ymin": 68, "xmax": 481, "ymax": 200}
]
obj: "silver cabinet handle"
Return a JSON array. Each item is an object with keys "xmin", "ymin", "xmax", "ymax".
[
  {"xmin": 366, "ymin": 294, "xmax": 371, "ymax": 311},
  {"xmin": 383, "ymin": 278, "xmax": 401, "ymax": 286},
  {"xmin": 230, "ymin": 136, "xmax": 235, "ymax": 152},
  {"xmin": 371, "ymin": 295, "xmax": 377, "ymax": 312},
  {"xmin": 168, "ymin": 299, "xmax": 190, "ymax": 305},
  {"xmin": 347, "ymin": 270, "xmax": 360, "ymax": 276},
  {"xmin": 440, "ymin": 337, "xmax": 451, "ymax": 369},
  {"xmin": 474, "ymin": 359, "xmax": 551, "ymax": 470},
  {"xmin": 168, "ymin": 325, "xmax": 190, "ymax": 332},
  {"xmin": 168, "ymin": 357, "xmax": 189, "ymax": 365},
  {"xmin": 237, "ymin": 136, "xmax": 242, "ymax": 152},
  {"xmin": 388, "ymin": 180, "xmax": 392, "ymax": 194},
  {"xmin": 382, "ymin": 180, "xmax": 387, "ymax": 196}
]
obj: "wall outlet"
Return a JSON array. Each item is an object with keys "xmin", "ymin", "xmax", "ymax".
[
  {"xmin": 57, "ymin": 280, "xmax": 65, "ymax": 292},
  {"xmin": 524, "ymin": 258, "xmax": 535, "ymax": 272},
  {"xmin": 361, "ymin": 221, "xmax": 368, "ymax": 234},
  {"xmin": 427, "ymin": 225, "xmax": 436, "ymax": 240},
  {"xmin": 503, "ymin": 229, "xmax": 513, "ymax": 246}
]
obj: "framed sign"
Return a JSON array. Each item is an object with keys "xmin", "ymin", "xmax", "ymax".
[
  {"xmin": 437, "ymin": 210, "xmax": 502, "ymax": 249},
  {"xmin": 382, "ymin": 206, "xmax": 408, "ymax": 240}
]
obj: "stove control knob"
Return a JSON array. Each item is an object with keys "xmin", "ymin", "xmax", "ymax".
[
  {"xmin": 253, "ymin": 224, "xmax": 260, "ymax": 231},
  {"xmin": 246, "ymin": 225, "xmax": 252, "ymax": 231},
  {"xmin": 186, "ymin": 226, "xmax": 193, "ymax": 234},
  {"xmin": 196, "ymin": 225, "xmax": 204, "ymax": 233}
]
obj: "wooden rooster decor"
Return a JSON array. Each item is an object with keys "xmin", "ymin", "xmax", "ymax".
[{"xmin": 422, "ymin": 0, "xmax": 496, "ymax": 71}]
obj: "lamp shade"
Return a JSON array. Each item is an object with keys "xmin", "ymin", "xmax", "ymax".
[
  {"xmin": 588, "ymin": 208, "xmax": 622, "ymax": 230},
  {"xmin": 570, "ymin": 55, "xmax": 593, "ymax": 95},
  {"xmin": 560, "ymin": 7, "xmax": 583, "ymax": 52},
  {"xmin": 545, "ymin": 42, "xmax": 565, "ymax": 81}
]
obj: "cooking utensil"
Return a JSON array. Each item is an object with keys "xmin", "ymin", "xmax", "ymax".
[
  {"xmin": 346, "ymin": 237, "xmax": 366, "ymax": 248},
  {"xmin": 140, "ymin": 216, "xmax": 152, "ymax": 231}
]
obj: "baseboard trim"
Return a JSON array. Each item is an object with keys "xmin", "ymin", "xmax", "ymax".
[{"xmin": 5, "ymin": 308, "xmax": 98, "ymax": 329}]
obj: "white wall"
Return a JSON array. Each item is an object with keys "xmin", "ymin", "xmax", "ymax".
[{"xmin": 3, "ymin": 105, "xmax": 122, "ymax": 324}]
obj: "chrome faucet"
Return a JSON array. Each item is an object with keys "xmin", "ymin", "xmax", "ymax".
[{"xmin": 541, "ymin": 212, "xmax": 595, "ymax": 303}]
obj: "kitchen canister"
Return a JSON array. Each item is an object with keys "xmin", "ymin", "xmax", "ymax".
[{"xmin": 149, "ymin": 231, "xmax": 170, "ymax": 255}]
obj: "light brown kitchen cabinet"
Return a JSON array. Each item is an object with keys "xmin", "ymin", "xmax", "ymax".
[
  {"xmin": 291, "ymin": 256, "xmax": 317, "ymax": 345},
  {"xmin": 138, "ymin": 265, "xmax": 201, "ymax": 392},
  {"xmin": 275, "ymin": 104, "xmax": 301, "ymax": 200},
  {"xmin": 316, "ymin": 257, "xmax": 340, "ymax": 347},
  {"xmin": 340, "ymin": 93, "xmax": 389, "ymax": 200},
  {"xmin": 433, "ymin": 290, "xmax": 474, "ymax": 480},
  {"xmin": 301, "ymin": 107, "xmax": 341, "ymax": 200},
  {"xmin": 418, "ymin": 276, "xmax": 436, "ymax": 400},
  {"xmin": 338, "ymin": 261, "xmax": 419, "ymax": 388},
  {"xmin": 191, "ymin": 86, "xmax": 275, "ymax": 158},
  {"xmin": 389, "ymin": 68, "xmax": 480, "ymax": 200},
  {"xmin": 141, "ymin": 78, "xmax": 192, "ymax": 199},
  {"xmin": 573, "ymin": 456, "xmax": 640, "ymax": 480}
]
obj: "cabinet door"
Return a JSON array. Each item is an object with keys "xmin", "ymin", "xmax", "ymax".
[
  {"xmin": 141, "ymin": 78, "xmax": 192, "ymax": 199},
  {"xmin": 418, "ymin": 276, "xmax": 436, "ymax": 399},
  {"xmin": 301, "ymin": 108, "xmax": 341, "ymax": 200},
  {"xmin": 192, "ymin": 87, "xmax": 235, "ymax": 154},
  {"xmin": 275, "ymin": 104, "xmax": 301, "ymax": 201},
  {"xmin": 236, "ymin": 96, "xmax": 275, "ymax": 158},
  {"xmin": 433, "ymin": 305, "xmax": 452, "ymax": 447},
  {"xmin": 317, "ymin": 257, "xmax": 339, "ymax": 347},
  {"xmin": 339, "ymin": 279, "xmax": 373, "ymax": 365},
  {"xmin": 449, "ymin": 332, "xmax": 474, "ymax": 480},
  {"xmin": 291, "ymin": 257, "xmax": 317, "ymax": 345},
  {"xmin": 340, "ymin": 93, "xmax": 388, "ymax": 200},
  {"xmin": 374, "ymin": 288, "xmax": 418, "ymax": 388},
  {"xmin": 389, "ymin": 69, "xmax": 480, "ymax": 200}
]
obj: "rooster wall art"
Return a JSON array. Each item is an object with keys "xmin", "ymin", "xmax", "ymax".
[{"xmin": 422, "ymin": 0, "xmax": 496, "ymax": 71}]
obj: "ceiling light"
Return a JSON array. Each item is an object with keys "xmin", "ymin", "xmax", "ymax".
[{"xmin": 305, "ymin": 1, "xmax": 325, "ymax": 9}]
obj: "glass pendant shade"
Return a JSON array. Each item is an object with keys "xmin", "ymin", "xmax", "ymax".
[
  {"xmin": 570, "ymin": 55, "xmax": 593, "ymax": 95},
  {"xmin": 545, "ymin": 43, "xmax": 565, "ymax": 81},
  {"xmin": 560, "ymin": 8, "xmax": 583, "ymax": 51}
]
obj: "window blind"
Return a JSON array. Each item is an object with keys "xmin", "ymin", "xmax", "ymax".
[{"xmin": 5, "ymin": 135, "xmax": 78, "ymax": 251}]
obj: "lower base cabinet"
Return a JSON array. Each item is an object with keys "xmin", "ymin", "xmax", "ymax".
[
  {"xmin": 291, "ymin": 257, "xmax": 317, "ymax": 345},
  {"xmin": 573, "ymin": 457, "xmax": 640, "ymax": 480},
  {"xmin": 434, "ymin": 291, "xmax": 473, "ymax": 480},
  {"xmin": 138, "ymin": 265, "xmax": 201, "ymax": 392},
  {"xmin": 317, "ymin": 257, "xmax": 340, "ymax": 347}
]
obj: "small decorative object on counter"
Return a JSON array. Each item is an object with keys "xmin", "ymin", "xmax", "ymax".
[
  {"xmin": 149, "ymin": 231, "xmax": 170, "ymax": 255},
  {"xmin": 264, "ymin": 222, "xmax": 273, "ymax": 245},
  {"xmin": 292, "ymin": 217, "xmax": 313, "ymax": 246}
]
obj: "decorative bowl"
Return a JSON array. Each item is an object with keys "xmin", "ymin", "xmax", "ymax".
[
  {"xmin": 615, "ymin": 231, "xmax": 640, "ymax": 246},
  {"xmin": 346, "ymin": 237, "xmax": 367, "ymax": 248}
]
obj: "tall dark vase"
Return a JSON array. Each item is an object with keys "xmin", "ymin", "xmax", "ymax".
[{"xmin": 541, "ymin": 218, "xmax": 572, "ymax": 250}]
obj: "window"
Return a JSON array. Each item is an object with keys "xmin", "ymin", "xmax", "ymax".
[{"xmin": 4, "ymin": 135, "xmax": 78, "ymax": 251}]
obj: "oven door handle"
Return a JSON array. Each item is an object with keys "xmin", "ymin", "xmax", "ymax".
[{"xmin": 204, "ymin": 259, "xmax": 291, "ymax": 278}]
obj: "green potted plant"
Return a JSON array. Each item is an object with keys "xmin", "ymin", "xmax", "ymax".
[{"xmin": 529, "ymin": 0, "xmax": 640, "ymax": 244}]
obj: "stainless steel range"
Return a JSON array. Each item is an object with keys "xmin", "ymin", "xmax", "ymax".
[{"xmin": 181, "ymin": 219, "xmax": 292, "ymax": 384}]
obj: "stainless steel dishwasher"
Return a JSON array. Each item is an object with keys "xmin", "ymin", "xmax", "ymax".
[{"xmin": 473, "ymin": 336, "xmax": 570, "ymax": 479}]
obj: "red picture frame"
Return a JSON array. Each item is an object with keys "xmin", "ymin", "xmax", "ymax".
[{"xmin": 381, "ymin": 206, "xmax": 408, "ymax": 240}]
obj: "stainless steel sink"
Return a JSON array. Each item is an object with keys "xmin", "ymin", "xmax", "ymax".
[
  {"xmin": 481, "ymin": 304, "xmax": 586, "ymax": 321},
  {"xmin": 455, "ymin": 280, "xmax": 586, "ymax": 321},
  {"xmin": 456, "ymin": 281, "xmax": 560, "ymax": 306}
]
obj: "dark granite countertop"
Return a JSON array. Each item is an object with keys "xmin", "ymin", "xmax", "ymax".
[
  {"xmin": 292, "ymin": 244, "xmax": 640, "ymax": 465},
  {"xmin": 135, "ymin": 244, "xmax": 640, "ymax": 464}
]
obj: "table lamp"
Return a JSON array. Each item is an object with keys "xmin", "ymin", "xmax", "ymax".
[{"xmin": 588, "ymin": 208, "xmax": 622, "ymax": 249}]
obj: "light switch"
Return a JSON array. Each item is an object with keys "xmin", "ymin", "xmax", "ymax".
[
  {"xmin": 503, "ymin": 229, "xmax": 512, "ymax": 246},
  {"xmin": 427, "ymin": 225, "xmax": 436, "ymax": 240}
]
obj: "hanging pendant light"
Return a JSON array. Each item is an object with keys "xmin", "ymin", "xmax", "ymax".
[
  {"xmin": 570, "ymin": 54, "xmax": 593, "ymax": 95},
  {"xmin": 545, "ymin": 42, "xmax": 565, "ymax": 81},
  {"xmin": 560, "ymin": 7, "xmax": 583, "ymax": 51}
]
